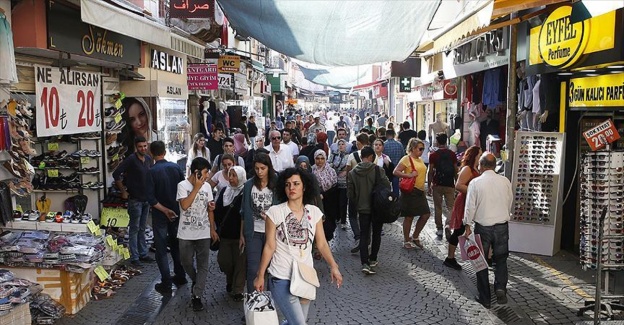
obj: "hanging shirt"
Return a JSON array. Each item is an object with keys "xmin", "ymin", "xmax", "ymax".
[{"xmin": 532, "ymin": 79, "xmax": 541, "ymax": 114}]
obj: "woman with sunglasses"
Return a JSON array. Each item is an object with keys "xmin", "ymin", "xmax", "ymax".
[
  {"xmin": 444, "ymin": 145, "xmax": 482, "ymax": 270},
  {"xmin": 240, "ymin": 153, "xmax": 279, "ymax": 294},
  {"xmin": 393, "ymin": 138, "xmax": 430, "ymax": 249}
]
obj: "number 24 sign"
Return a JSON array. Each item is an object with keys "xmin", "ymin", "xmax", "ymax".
[{"xmin": 35, "ymin": 65, "xmax": 102, "ymax": 137}]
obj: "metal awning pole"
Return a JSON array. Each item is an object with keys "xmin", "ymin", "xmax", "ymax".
[{"xmin": 504, "ymin": 13, "xmax": 518, "ymax": 180}]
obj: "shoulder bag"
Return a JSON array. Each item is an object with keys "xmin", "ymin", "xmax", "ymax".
[
  {"xmin": 282, "ymin": 210, "xmax": 320, "ymax": 300},
  {"xmin": 210, "ymin": 195, "xmax": 241, "ymax": 251},
  {"xmin": 399, "ymin": 157, "xmax": 417, "ymax": 193}
]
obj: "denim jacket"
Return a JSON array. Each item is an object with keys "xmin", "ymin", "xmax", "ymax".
[{"xmin": 241, "ymin": 175, "xmax": 280, "ymax": 243}]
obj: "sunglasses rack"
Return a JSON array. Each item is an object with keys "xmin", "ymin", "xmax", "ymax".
[{"xmin": 580, "ymin": 151, "xmax": 624, "ymax": 271}]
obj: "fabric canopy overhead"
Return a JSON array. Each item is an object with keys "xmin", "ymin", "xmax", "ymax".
[
  {"xmin": 296, "ymin": 62, "xmax": 372, "ymax": 89},
  {"xmin": 217, "ymin": 0, "xmax": 441, "ymax": 66}
]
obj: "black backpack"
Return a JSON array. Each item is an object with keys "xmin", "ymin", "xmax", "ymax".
[
  {"xmin": 435, "ymin": 149, "xmax": 456, "ymax": 187},
  {"xmin": 371, "ymin": 166, "xmax": 400, "ymax": 224}
]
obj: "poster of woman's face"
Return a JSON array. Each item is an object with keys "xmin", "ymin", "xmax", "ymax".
[
  {"xmin": 275, "ymin": 100, "xmax": 283, "ymax": 114},
  {"xmin": 119, "ymin": 97, "xmax": 155, "ymax": 154}
]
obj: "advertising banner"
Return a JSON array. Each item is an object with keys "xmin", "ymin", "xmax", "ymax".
[
  {"xmin": 583, "ymin": 119, "xmax": 621, "ymax": 151},
  {"xmin": 170, "ymin": 0, "xmax": 215, "ymax": 19},
  {"xmin": 187, "ymin": 64, "xmax": 218, "ymax": 90},
  {"xmin": 569, "ymin": 73, "xmax": 624, "ymax": 108}
]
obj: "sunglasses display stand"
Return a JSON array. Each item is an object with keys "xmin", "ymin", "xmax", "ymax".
[
  {"xmin": 578, "ymin": 150, "xmax": 624, "ymax": 320},
  {"xmin": 509, "ymin": 131, "xmax": 565, "ymax": 256}
]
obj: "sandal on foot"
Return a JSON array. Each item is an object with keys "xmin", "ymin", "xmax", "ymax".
[
  {"xmin": 411, "ymin": 239, "xmax": 423, "ymax": 249},
  {"xmin": 403, "ymin": 241, "xmax": 417, "ymax": 249}
]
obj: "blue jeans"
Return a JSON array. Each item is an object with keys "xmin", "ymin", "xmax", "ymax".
[
  {"xmin": 327, "ymin": 130, "xmax": 336, "ymax": 146},
  {"xmin": 475, "ymin": 222, "xmax": 509, "ymax": 303},
  {"xmin": 152, "ymin": 214, "xmax": 185, "ymax": 285},
  {"xmin": 391, "ymin": 176, "xmax": 399, "ymax": 197},
  {"xmin": 269, "ymin": 276, "xmax": 311, "ymax": 325},
  {"xmin": 246, "ymin": 232, "xmax": 266, "ymax": 293},
  {"xmin": 127, "ymin": 199, "xmax": 150, "ymax": 261}
]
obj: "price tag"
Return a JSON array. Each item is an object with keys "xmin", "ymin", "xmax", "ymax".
[
  {"xmin": 94, "ymin": 265, "xmax": 110, "ymax": 281},
  {"xmin": 94, "ymin": 228, "xmax": 101, "ymax": 236},
  {"xmin": 114, "ymin": 99, "xmax": 122, "ymax": 109},
  {"xmin": 87, "ymin": 220, "xmax": 98, "ymax": 233},
  {"xmin": 116, "ymin": 245, "xmax": 124, "ymax": 254},
  {"xmin": 583, "ymin": 119, "xmax": 621, "ymax": 151},
  {"xmin": 47, "ymin": 142, "xmax": 59, "ymax": 151},
  {"xmin": 34, "ymin": 65, "xmax": 102, "ymax": 137},
  {"xmin": 80, "ymin": 157, "xmax": 90, "ymax": 164},
  {"xmin": 112, "ymin": 153, "xmax": 119, "ymax": 162},
  {"xmin": 114, "ymin": 113, "xmax": 122, "ymax": 124},
  {"xmin": 122, "ymin": 248, "xmax": 130, "ymax": 260},
  {"xmin": 100, "ymin": 207, "xmax": 130, "ymax": 228},
  {"xmin": 105, "ymin": 235, "xmax": 115, "ymax": 247},
  {"xmin": 111, "ymin": 240, "xmax": 118, "ymax": 251},
  {"xmin": 47, "ymin": 169, "xmax": 59, "ymax": 177}
]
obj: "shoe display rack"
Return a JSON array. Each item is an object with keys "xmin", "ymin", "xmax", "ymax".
[
  {"xmin": 509, "ymin": 131, "xmax": 565, "ymax": 256},
  {"xmin": 1, "ymin": 99, "xmax": 36, "ymax": 201}
]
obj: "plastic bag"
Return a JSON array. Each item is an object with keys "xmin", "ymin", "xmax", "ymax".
[{"xmin": 460, "ymin": 233, "xmax": 488, "ymax": 272}]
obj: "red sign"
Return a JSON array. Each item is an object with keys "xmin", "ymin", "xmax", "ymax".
[
  {"xmin": 583, "ymin": 119, "xmax": 621, "ymax": 151},
  {"xmin": 170, "ymin": 0, "xmax": 214, "ymax": 19},
  {"xmin": 443, "ymin": 80, "xmax": 458, "ymax": 99},
  {"xmin": 187, "ymin": 64, "xmax": 218, "ymax": 90}
]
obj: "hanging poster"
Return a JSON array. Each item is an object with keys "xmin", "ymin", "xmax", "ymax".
[{"xmin": 34, "ymin": 65, "xmax": 102, "ymax": 136}]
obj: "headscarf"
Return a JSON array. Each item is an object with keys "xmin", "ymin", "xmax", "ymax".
[
  {"xmin": 314, "ymin": 149, "xmax": 327, "ymax": 167},
  {"xmin": 296, "ymin": 156, "xmax": 312, "ymax": 173},
  {"xmin": 223, "ymin": 166, "xmax": 246, "ymax": 206},
  {"xmin": 316, "ymin": 131, "xmax": 329, "ymax": 154},
  {"xmin": 307, "ymin": 133, "xmax": 317, "ymax": 145},
  {"xmin": 312, "ymin": 149, "xmax": 337, "ymax": 192}
]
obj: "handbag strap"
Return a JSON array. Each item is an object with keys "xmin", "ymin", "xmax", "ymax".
[
  {"xmin": 217, "ymin": 195, "xmax": 241, "ymax": 236},
  {"xmin": 408, "ymin": 156, "xmax": 416, "ymax": 172}
]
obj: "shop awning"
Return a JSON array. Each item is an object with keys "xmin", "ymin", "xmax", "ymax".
[
  {"xmin": 80, "ymin": 0, "xmax": 170, "ymax": 48},
  {"xmin": 352, "ymin": 80, "xmax": 386, "ymax": 90},
  {"xmin": 170, "ymin": 32, "xmax": 205, "ymax": 59}
]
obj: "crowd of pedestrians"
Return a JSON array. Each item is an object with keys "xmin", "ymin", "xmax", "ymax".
[{"xmin": 110, "ymin": 109, "xmax": 512, "ymax": 324}]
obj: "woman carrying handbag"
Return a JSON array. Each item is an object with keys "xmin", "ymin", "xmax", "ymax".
[{"xmin": 254, "ymin": 168, "xmax": 343, "ymax": 325}]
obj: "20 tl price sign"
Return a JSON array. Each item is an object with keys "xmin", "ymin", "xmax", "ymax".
[
  {"xmin": 583, "ymin": 119, "xmax": 621, "ymax": 151},
  {"xmin": 35, "ymin": 65, "xmax": 102, "ymax": 136}
]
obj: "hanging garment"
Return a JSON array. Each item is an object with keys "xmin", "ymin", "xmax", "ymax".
[
  {"xmin": 532, "ymin": 79, "xmax": 541, "ymax": 114},
  {"xmin": 482, "ymin": 69, "xmax": 501, "ymax": 108},
  {"xmin": 0, "ymin": 14, "xmax": 18, "ymax": 84}
]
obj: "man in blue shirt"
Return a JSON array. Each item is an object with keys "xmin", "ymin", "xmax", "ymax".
[
  {"xmin": 383, "ymin": 129, "xmax": 405, "ymax": 196},
  {"xmin": 147, "ymin": 141, "xmax": 187, "ymax": 294},
  {"xmin": 113, "ymin": 136, "xmax": 155, "ymax": 266}
]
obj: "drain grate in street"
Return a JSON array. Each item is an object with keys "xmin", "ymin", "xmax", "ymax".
[
  {"xmin": 491, "ymin": 305, "xmax": 524, "ymax": 324},
  {"xmin": 116, "ymin": 278, "xmax": 169, "ymax": 325}
]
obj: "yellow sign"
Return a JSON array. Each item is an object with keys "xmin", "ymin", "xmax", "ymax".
[
  {"xmin": 80, "ymin": 157, "xmax": 90, "ymax": 164},
  {"xmin": 218, "ymin": 55, "xmax": 240, "ymax": 73},
  {"xmin": 538, "ymin": 6, "xmax": 589, "ymax": 68},
  {"xmin": 47, "ymin": 142, "xmax": 59, "ymax": 151},
  {"xmin": 47, "ymin": 169, "xmax": 59, "ymax": 178},
  {"xmin": 569, "ymin": 73, "xmax": 624, "ymax": 108},
  {"xmin": 100, "ymin": 207, "xmax": 130, "ymax": 227},
  {"xmin": 94, "ymin": 265, "xmax": 110, "ymax": 281}
]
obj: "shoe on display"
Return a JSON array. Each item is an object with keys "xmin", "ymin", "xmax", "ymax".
[
  {"xmin": 12, "ymin": 210, "xmax": 22, "ymax": 222},
  {"xmin": 45, "ymin": 212, "xmax": 56, "ymax": 223},
  {"xmin": 54, "ymin": 212, "xmax": 63, "ymax": 223},
  {"xmin": 443, "ymin": 258, "xmax": 462, "ymax": 270},
  {"xmin": 80, "ymin": 213, "xmax": 92, "ymax": 224}
]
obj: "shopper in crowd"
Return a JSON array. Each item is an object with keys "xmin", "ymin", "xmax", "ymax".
[
  {"xmin": 264, "ymin": 121, "xmax": 279, "ymax": 146},
  {"xmin": 330, "ymin": 128, "xmax": 353, "ymax": 154},
  {"xmin": 282, "ymin": 128, "xmax": 300, "ymax": 159},
  {"xmin": 345, "ymin": 133, "xmax": 370, "ymax": 253},
  {"xmin": 247, "ymin": 115, "xmax": 259, "ymax": 143},
  {"xmin": 445, "ymin": 146, "xmax": 481, "ymax": 270},
  {"xmin": 303, "ymin": 114, "xmax": 314, "ymax": 134},
  {"xmin": 312, "ymin": 150, "xmax": 338, "ymax": 242},
  {"xmin": 119, "ymin": 97, "xmax": 156, "ymax": 155},
  {"xmin": 113, "ymin": 136, "xmax": 155, "ymax": 266},
  {"xmin": 307, "ymin": 116, "xmax": 326, "ymax": 136},
  {"xmin": 314, "ymin": 131, "xmax": 329, "ymax": 157},
  {"xmin": 427, "ymin": 133, "xmax": 458, "ymax": 239},
  {"xmin": 146, "ymin": 141, "xmax": 187, "ymax": 295},
  {"xmin": 329, "ymin": 139, "xmax": 350, "ymax": 230},
  {"xmin": 295, "ymin": 155, "xmax": 312, "ymax": 173},
  {"xmin": 186, "ymin": 133, "xmax": 210, "ymax": 177},
  {"xmin": 241, "ymin": 153, "xmax": 279, "ymax": 294},
  {"xmin": 362, "ymin": 117, "xmax": 377, "ymax": 134},
  {"xmin": 383, "ymin": 129, "xmax": 404, "ymax": 196},
  {"xmin": 393, "ymin": 138, "xmax": 430, "ymax": 250},
  {"xmin": 238, "ymin": 116, "xmax": 251, "ymax": 146},
  {"xmin": 214, "ymin": 166, "xmax": 247, "ymax": 302},
  {"xmin": 211, "ymin": 137, "xmax": 245, "ymax": 174},
  {"xmin": 245, "ymin": 136, "xmax": 267, "ymax": 174},
  {"xmin": 284, "ymin": 121, "xmax": 302, "ymax": 146},
  {"xmin": 417, "ymin": 130, "xmax": 431, "ymax": 168},
  {"xmin": 254, "ymin": 168, "xmax": 343, "ymax": 325},
  {"xmin": 209, "ymin": 154, "xmax": 236, "ymax": 194},
  {"xmin": 299, "ymin": 134, "xmax": 316, "ymax": 163},
  {"xmin": 464, "ymin": 152, "xmax": 513, "ymax": 309},
  {"xmin": 398, "ymin": 121, "xmax": 418, "ymax": 148},
  {"xmin": 176, "ymin": 157, "xmax": 216, "ymax": 312},
  {"xmin": 266, "ymin": 130, "xmax": 295, "ymax": 172},
  {"xmin": 372, "ymin": 138, "xmax": 394, "ymax": 181},
  {"xmin": 348, "ymin": 146, "xmax": 391, "ymax": 275},
  {"xmin": 206, "ymin": 126, "xmax": 225, "ymax": 159},
  {"xmin": 375, "ymin": 127, "xmax": 386, "ymax": 141},
  {"xmin": 353, "ymin": 116, "xmax": 362, "ymax": 134}
]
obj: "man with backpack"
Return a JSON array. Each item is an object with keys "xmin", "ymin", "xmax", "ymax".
[
  {"xmin": 345, "ymin": 133, "xmax": 370, "ymax": 253},
  {"xmin": 347, "ymin": 146, "xmax": 391, "ymax": 275},
  {"xmin": 211, "ymin": 137, "xmax": 245, "ymax": 174},
  {"xmin": 427, "ymin": 133, "xmax": 458, "ymax": 239}
]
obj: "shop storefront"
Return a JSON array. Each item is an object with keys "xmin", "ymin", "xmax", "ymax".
[
  {"xmin": 523, "ymin": 6, "xmax": 624, "ymax": 254},
  {"xmin": 407, "ymin": 79, "xmax": 458, "ymax": 138}
]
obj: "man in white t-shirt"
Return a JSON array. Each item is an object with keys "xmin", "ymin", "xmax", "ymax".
[
  {"xmin": 265, "ymin": 130, "xmax": 294, "ymax": 172},
  {"xmin": 282, "ymin": 128, "xmax": 299, "ymax": 159},
  {"xmin": 177, "ymin": 157, "xmax": 216, "ymax": 312}
]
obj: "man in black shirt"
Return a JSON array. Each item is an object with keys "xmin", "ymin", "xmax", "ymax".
[
  {"xmin": 398, "ymin": 121, "xmax": 418, "ymax": 148},
  {"xmin": 205, "ymin": 126, "xmax": 224, "ymax": 158},
  {"xmin": 247, "ymin": 115, "xmax": 258, "ymax": 139}
]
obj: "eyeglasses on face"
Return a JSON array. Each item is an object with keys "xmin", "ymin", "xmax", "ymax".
[{"xmin": 271, "ymin": 136, "xmax": 281, "ymax": 140}]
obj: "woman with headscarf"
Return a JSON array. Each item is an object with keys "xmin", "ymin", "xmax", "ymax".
[
  {"xmin": 315, "ymin": 131, "xmax": 329, "ymax": 157},
  {"xmin": 295, "ymin": 156, "xmax": 312, "ymax": 173},
  {"xmin": 328, "ymin": 139, "xmax": 350, "ymax": 229},
  {"xmin": 214, "ymin": 166, "xmax": 247, "ymax": 301},
  {"xmin": 312, "ymin": 150, "xmax": 338, "ymax": 242}
]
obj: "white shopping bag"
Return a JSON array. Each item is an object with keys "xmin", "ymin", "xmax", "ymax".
[
  {"xmin": 460, "ymin": 234, "xmax": 488, "ymax": 272},
  {"xmin": 244, "ymin": 291, "xmax": 279, "ymax": 325}
]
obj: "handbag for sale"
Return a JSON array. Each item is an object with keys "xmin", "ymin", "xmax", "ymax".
[
  {"xmin": 399, "ymin": 157, "xmax": 417, "ymax": 193},
  {"xmin": 282, "ymin": 218, "xmax": 320, "ymax": 301}
]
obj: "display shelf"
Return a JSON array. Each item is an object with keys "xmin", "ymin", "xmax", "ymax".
[
  {"xmin": 32, "ymin": 189, "xmax": 80, "ymax": 193},
  {"xmin": 3, "ymin": 221, "xmax": 89, "ymax": 233}
]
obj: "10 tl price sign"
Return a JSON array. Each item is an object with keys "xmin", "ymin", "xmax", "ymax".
[{"xmin": 35, "ymin": 65, "xmax": 102, "ymax": 136}]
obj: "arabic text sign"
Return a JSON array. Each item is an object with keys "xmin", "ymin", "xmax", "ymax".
[
  {"xmin": 170, "ymin": 0, "xmax": 215, "ymax": 19},
  {"xmin": 35, "ymin": 65, "xmax": 102, "ymax": 136},
  {"xmin": 583, "ymin": 119, "xmax": 621, "ymax": 151},
  {"xmin": 188, "ymin": 64, "xmax": 218, "ymax": 90}
]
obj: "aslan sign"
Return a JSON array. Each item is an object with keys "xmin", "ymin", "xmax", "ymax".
[{"xmin": 151, "ymin": 50, "xmax": 183, "ymax": 74}]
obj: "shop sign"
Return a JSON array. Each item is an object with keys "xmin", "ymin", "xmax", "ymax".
[
  {"xmin": 170, "ymin": 0, "xmax": 215, "ymax": 19},
  {"xmin": 453, "ymin": 29, "xmax": 507, "ymax": 65},
  {"xmin": 151, "ymin": 50, "xmax": 184, "ymax": 74},
  {"xmin": 187, "ymin": 64, "xmax": 218, "ymax": 90},
  {"xmin": 373, "ymin": 84, "xmax": 388, "ymax": 98},
  {"xmin": 399, "ymin": 77, "xmax": 412, "ymax": 92},
  {"xmin": 34, "ymin": 65, "xmax": 102, "ymax": 137},
  {"xmin": 538, "ymin": 6, "xmax": 590, "ymax": 68},
  {"xmin": 444, "ymin": 80, "xmax": 458, "ymax": 98},
  {"xmin": 569, "ymin": 73, "xmax": 624, "ymax": 108},
  {"xmin": 218, "ymin": 55, "xmax": 240, "ymax": 73},
  {"xmin": 47, "ymin": 1, "xmax": 140, "ymax": 66},
  {"xmin": 218, "ymin": 74, "xmax": 233, "ymax": 90},
  {"xmin": 583, "ymin": 119, "xmax": 621, "ymax": 151},
  {"xmin": 235, "ymin": 73, "xmax": 248, "ymax": 91}
]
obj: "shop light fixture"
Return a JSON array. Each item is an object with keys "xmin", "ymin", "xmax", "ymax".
[
  {"xmin": 610, "ymin": 70, "xmax": 623, "ymax": 74},
  {"xmin": 579, "ymin": 69, "xmax": 596, "ymax": 73},
  {"xmin": 558, "ymin": 72, "xmax": 574, "ymax": 76},
  {"xmin": 585, "ymin": 73, "xmax": 599, "ymax": 77},
  {"xmin": 607, "ymin": 65, "xmax": 624, "ymax": 69}
]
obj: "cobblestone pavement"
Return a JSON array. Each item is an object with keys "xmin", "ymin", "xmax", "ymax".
[{"xmin": 57, "ymin": 208, "xmax": 622, "ymax": 325}]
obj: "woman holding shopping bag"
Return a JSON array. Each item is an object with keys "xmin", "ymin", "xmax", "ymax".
[{"xmin": 254, "ymin": 168, "xmax": 343, "ymax": 325}]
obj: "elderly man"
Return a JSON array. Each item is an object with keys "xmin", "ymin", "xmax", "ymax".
[
  {"xmin": 265, "ymin": 130, "xmax": 294, "ymax": 172},
  {"xmin": 464, "ymin": 152, "xmax": 513, "ymax": 309}
]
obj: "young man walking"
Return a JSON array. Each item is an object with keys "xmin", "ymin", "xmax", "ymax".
[
  {"xmin": 177, "ymin": 157, "xmax": 217, "ymax": 311},
  {"xmin": 348, "ymin": 146, "xmax": 391, "ymax": 275},
  {"xmin": 427, "ymin": 133, "xmax": 458, "ymax": 239}
]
